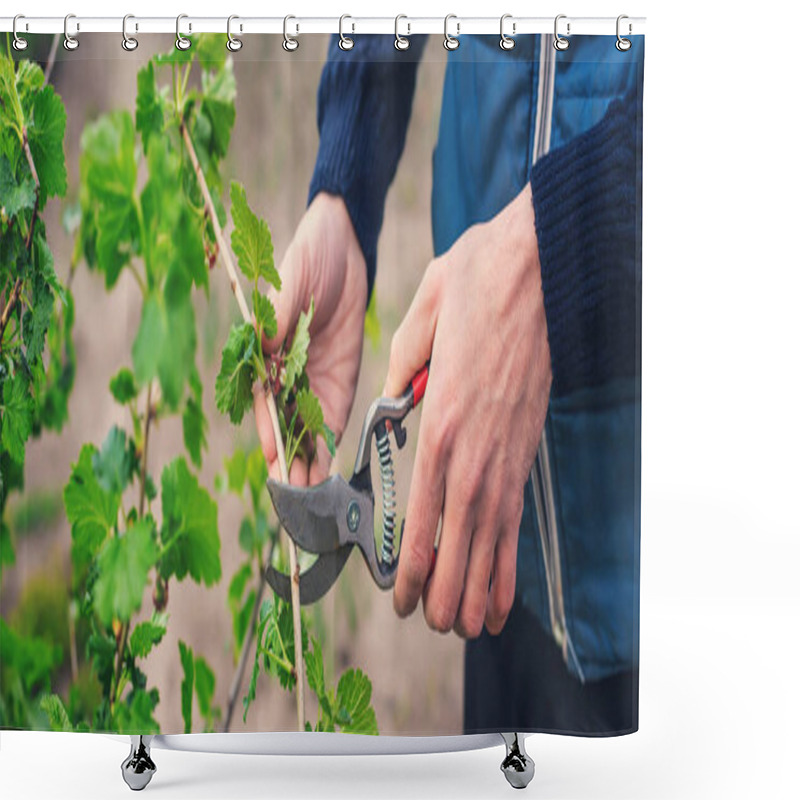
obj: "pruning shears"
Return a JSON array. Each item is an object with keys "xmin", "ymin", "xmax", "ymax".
[{"xmin": 264, "ymin": 363, "xmax": 430, "ymax": 605}]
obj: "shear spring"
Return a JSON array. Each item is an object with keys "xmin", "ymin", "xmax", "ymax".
[{"xmin": 376, "ymin": 424, "xmax": 397, "ymax": 565}]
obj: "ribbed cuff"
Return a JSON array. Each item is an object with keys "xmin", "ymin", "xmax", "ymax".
[
  {"xmin": 308, "ymin": 37, "xmax": 424, "ymax": 297},
  {"xmin": 530, "ymin": 89, "xmax": 642, "ymax": 397}
]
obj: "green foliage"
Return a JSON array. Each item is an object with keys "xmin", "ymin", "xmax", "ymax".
[
  {"xmin": 160, "ymin": 457, "xmax": 222, "ymax": 587},
  {"xmin": 129, "ymin": 613, "xmax": 168, "ymax": 659},
  {"xmin": 283, "ymin": 298, "xmax": 313, "ymax": 394},
  {"xmin": 1, "ymin": 371, "xmax": 34, "ymax": 464},
  {"xmin": 244, "ymin": 599, "xmax": 378, "ymax": 734},
  {"xmin": 179, "ymin": 640, "xmax": 220, "ymax": 733},
  {"xmin": 215, "ymin": 322, "xmax": 257, "ymax": 424},
  {"xmin": 40, "ymin": 694, "xmax": 73, "ymax": 732},
  {"xmin": 63, "ymin": 444, "xmax": 119, "ymax": 569},
  {"xmin": 93, "ymin": 519, "xmax": 158, "ymax": 626},
  {"xmin": 28, "ymin": 86, "xmax": 68, "ymax": 203},
  {"xmin": 1, "ymin": 48, "xmax": 74, "ymax": 590},
  {"xmin": 230, "ymin": 181, "xmax": 280, "ymax": 289},
  {"xmin": 2, "ymin": 34, "xmax": 377, "ymax": 738},
  {"xmin": 109, "ymin": 367, "xmax": 138, "ymax": 405}
]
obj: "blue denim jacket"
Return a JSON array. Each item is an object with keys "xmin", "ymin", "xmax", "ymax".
[{"xmin": 310, "ymin": 34, "xmax": 644, "ymax": 683}]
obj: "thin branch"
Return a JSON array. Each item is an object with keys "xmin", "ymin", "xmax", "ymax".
[
  {"xmin": 223, "ymin": 539, "xmax": 275, "ymax": 732},
  {"xmin": 0, "ymin": 279, "xmax": 23, "ymax": 348},
  {"xmin": 180, "ymin": 122, "xmax": 306, "ymax": 730},
  {"xmin": 0, "ymin": 133, "xmax": 41, "ymax": 351},
  {"xmin": 138, "ymin": 383, "xmax": 154, "ymax": 517},
  {"xmin": 43, "ymin": 35, "xmax": 60, "ymax": 85}
]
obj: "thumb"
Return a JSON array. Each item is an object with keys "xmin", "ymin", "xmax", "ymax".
[{"xmin": 383, "ymin": 259, "xmax": 443, "ymax": 398}]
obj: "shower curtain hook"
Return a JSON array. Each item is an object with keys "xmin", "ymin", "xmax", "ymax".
[
  {"xmin": 122, "ymin": 14, "xmax": 139, "ymax": 51},
  {"xmin": 227, "ymin": 15, "xmax": 243, "ymax": 52},
  {"xmin": 616, "ymin": 15, "xmax": 632, "ymax": 51},
  {"xmin": 394, "ymin": 15, "xmax": 410, "ymax": 50},
  {"xmin": 63, "ymin": 14, "xmax": 79, "ymax": 51},
  {"xmin": 553, "ymin": 14, "xmax": 570, "ymax": 50},
  {"xmin": 443, "ymin": 14, "xmax": 460, "ymax": 51},
  {"xmin": 339, "ymin": 15, "xmax": 355, "ymax": 50},
  {"xmin": 175, "ymin": 14, "xmax": 191, "ymax": 50},
  {"xmin": 12, "ymin": 15, "xmax": 28, "ymax": 51},
  {"xmin": 500, "ymin": 14, "xmax": 516, "ymax": 51},
  {"xmin": 283, "ymin": 15, "xmax": 299, "ymax": 52}
]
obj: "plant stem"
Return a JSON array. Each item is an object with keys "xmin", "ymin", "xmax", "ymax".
[
  {"xmin": 222, "ymin": 540, "xmax": 274, "ymax": 732},
  {"xmin": 180, "ymin": 122, "xmax": 306, "ymax": 730},
  {"xmin": 138, "ymin": 383, "xmax": 153, "ymax": 517},
  {"xmin": 0, "ymin": 133, "xmax": 41, "ymax": 352}
]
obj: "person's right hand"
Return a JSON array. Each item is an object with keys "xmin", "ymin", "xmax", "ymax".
[{"xmin": 254, "ymin": 192, "xmax": 368, "ymax": 487}]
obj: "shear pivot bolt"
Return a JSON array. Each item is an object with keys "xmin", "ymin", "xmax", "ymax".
[{"xmin": 347, "ymin": 501, "xmax": 361, "ymax": 532}]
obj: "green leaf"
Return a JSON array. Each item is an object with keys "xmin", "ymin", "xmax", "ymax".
[
  {"xmin": 194, "ymin": 34, "xmax": 230, "ymax": 69},
  {"xmin": 214, "ymin": 322, "xmax": 257, "ymax": 425},
  {"xmin": 0, "ymin": 520, "xmax": 15, "ymax": 569},
  {"xmin": 295, "ymin": 388, "xmax": 324, "ymax": 439},
  {"xmin": 1, "ymin": 371, "xmax": 34, "ymax": 465},
  {"xmin": 113, "ymin": 687, "xmax": 160, "ymax": 734},
  {"xmin": 22, "ymin": 257, "xmax": 55, "ymax": 364},
  {"xmin": 129, "ymin": 613, "xmax": 169, "ymax": 659},
  {"xmin": 243, "ymin": 603, "xmax": 267, "ymax": 722},
  {"xmin": 183, "ymin": 396, "xmax": 208, "ymax": 469},
  {"xmin": 304, "ymin": 637, "xmax": 326, "ymax": 702},
  {"xmin": 253, "ymin": 287, "xmax": 277, "ymax": 340},
  {"xmin": 0, "ymin": 617, "xmax": 60, "ymax": 693},
  {"xmin": 131, "ymin": 297, "xmax": 164, "ymax": 386},
  {"xmin": 228, "ymin": 562, "xmax": 252, "ymax": 607},
  {"xmin": 259, "ymin": 597, "xmax": 307, "ymax": 692},
  {"xmin": 229, "ymin": 182, "xmax": 280, "ymax": 288},
  {"xmin": 64, "ymin": 445, "xmax": 119, "ymax": 569},
  {"xmin": 0, "ymin": 155, "xmax": 36, "ymax": 217},
  {"xmin": 238, "ymin": 517, "xmax": 256, "ymax": 556},
  {"xmin": 92, "ymin": 425, "xmax": 135, "ymax": 496},
  {"xmin": 194, "ymin": 655, "xmax": 216, "ymax": 721},
  {"xmin": 199, "ymin": 59, "xmax": 236, "ymax": 160},
  {"xmin": 135, "ymin": 62, "xmax": 165, "ymax": 155},
  {"xmin": 40, "ymin": 694, "xmax": 73, "ymax": 732},
  {"xmin": 223, "ymin": 449, "xmax": 247, "ymax": 495},
  {"xmin": 363, "ymin": 290, "xmax": 381, "ymax": 352},
  {"xmin": 179, "ymin": 640, "xmax": 194, "ymax": 733},
  {"xmin": 233, "ymin": 589, "xmax": 256, "ymax": 661},
  {"xmin": 284, "ymin": 298, "xmax": 314, "ymax": 392},
  {"xmin": 322, "ymin": 423, "xmax": 336, "ymax": 458},
  {"xmin": 246, "ymin": 448, "xmax": 268, "ymax": 509},
  {"xmin": 87, "ymin": 624, "xmax": 116, "ymax": 694},
  {"xmin": 93, "ymin": 519, "xmax": 158, "ymax": 626},
  {"xmin": 160, "ymin": 457, "xmax": 222, "ymax": 586},
  {"xmin": 28, "ymin": 85, "xmax": 67, "ymax": 203},
  {"xmin": 109, "ymin": 368, "xmax": 138, "ymax": 404},
  {"xmin": 132, "ymin": 295, "xmax": 197, "ymax": 410},
  {"xmin": 0, "ymin": 55, "xmax": 25, "ymax": 135},
  {"xmin": 334, "ymin": 669, "xmax": 378, "ymax": 735},
  {"xmin": 78, "ymin": 112, "xmax": 138, "ymax": 288}
]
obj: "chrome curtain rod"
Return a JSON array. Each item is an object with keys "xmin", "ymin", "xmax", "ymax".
[{"xmin": 0, "ymin": 15, "xmax": 646, "ymax": 37}]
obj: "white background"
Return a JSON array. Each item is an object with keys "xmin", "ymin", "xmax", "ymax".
[{"xmin": 2, "ymin": 0, "xmax": 799, "ymax": 798}]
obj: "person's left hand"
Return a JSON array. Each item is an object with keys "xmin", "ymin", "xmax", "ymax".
[{"xmin": 384, "ymin": 184, "xmax": 552, "ymax": 639}]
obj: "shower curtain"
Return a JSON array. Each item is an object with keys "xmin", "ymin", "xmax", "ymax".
[{"xmin": 0, "ymin": 29, "xmax": 643, "ymax": 740}]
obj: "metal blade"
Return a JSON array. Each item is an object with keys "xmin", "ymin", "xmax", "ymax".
[
  {"xmin": 264, "ymin": 546, "xmax": 354, "ymax": 605},
  {"xmin": 266, "ymin": 475, "xmax": 367, "ymax": 555}
]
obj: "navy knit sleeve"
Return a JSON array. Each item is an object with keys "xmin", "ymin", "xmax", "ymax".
[
  {"xmin": 531, "ymin": 86, "xmax": 643, "ymax": 397},
  {"xmin": 308, "ymin": 35, "xmax": 427, "ymax": 296}
]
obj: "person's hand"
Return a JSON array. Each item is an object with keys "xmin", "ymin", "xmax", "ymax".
[
  {"xmin": 385, "ymin": 184, "xmax": 552, "ymax": 639},
  {"xmin": 254, "ymin": 192, "xmax": 367, "ymax": 487}
]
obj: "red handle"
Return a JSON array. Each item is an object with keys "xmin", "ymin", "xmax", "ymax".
[{"xmin": 409, "ymin": 362, "xmax": 429, "ymax": 408}]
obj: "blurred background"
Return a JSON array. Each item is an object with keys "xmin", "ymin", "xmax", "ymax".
[{"xmin": 0, "ymin": 34, "xmax": 461, "ymax": 735}]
